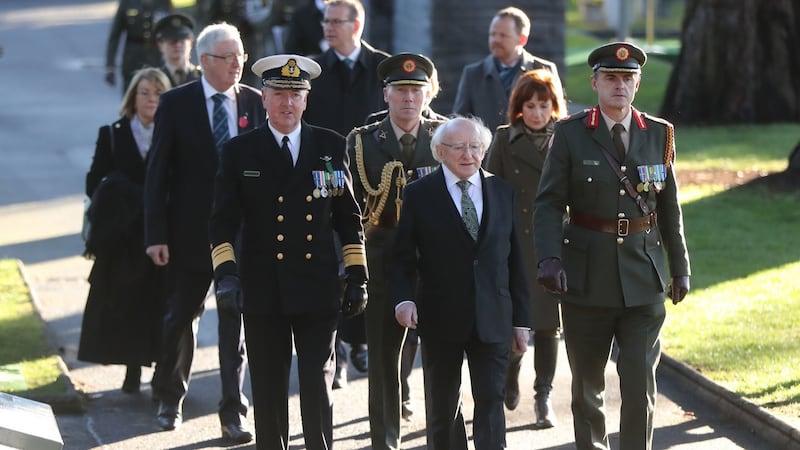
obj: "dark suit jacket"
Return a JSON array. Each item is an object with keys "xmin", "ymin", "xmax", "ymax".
[
  {"xmin": 209, "ymin": 121, "xmax": 365, "ymax": 315},
  {"xmin": 388, "ymin": 168, "xmax": 531, "ymax": 343},
  {"xmin": 144, "ymin": 79, "xmax": 265, "ymax": 271},
  {"xmin": 305, "ymin": 42, "xmax": 390, "ymax": 136},
  {"xmin": 283, "ymin": 2, "xmax": 324, "ymax": 57},
  {"xmin": 452, "ymin": 50, "xmax": 561, "ymax": 132}
]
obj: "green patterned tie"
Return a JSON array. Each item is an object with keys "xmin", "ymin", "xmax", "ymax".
[{"xmin": 457, "ymin": 180, "xmax": 479, "ymax": 240}]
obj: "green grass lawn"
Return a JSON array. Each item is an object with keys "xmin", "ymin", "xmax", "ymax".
[{"xmin": 0, "ymin": 260, "xmax": 66, "ymax": 398}]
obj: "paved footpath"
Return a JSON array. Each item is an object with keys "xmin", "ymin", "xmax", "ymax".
[{"xmin": 0, "ymin": 1, "xmax": 796, "ymax": 449}]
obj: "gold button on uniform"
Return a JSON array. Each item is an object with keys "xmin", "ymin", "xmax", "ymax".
[
  {"xmin": 522, "ymin": 207, "xmax": 529, "ymax": 213},
  {"xmin": 306, "ymin": 234, "xmax": 313, "ymax": 242},
  {"xmin": 619, "ymin": 189, "xmax": 625, "ymax": 196},
  {"xmin": 276, "ymin": 253, "xmax": 284, "ymax": 260},
  {"xmin": 305, "ymin": 253, "xmax": 312, "ymax": 260},
  {"xmin": 277, "ymin": 234, "xmax": 284, "ymax": 241},
  {"xmin": 306, "ymin": 214, "xmax": 313, "ymax": 222},
  {"xmin": 306, "ymin": 195, "xmax": 313, "ymax": 202},
  {"xmin": 278, "ymin": 196, "xmax": 284, "ymax": 203},
  {"xmin": 277, "ymin": 214, "xmax": 284, "ymax": 222},
  {"xmin": 563, "ymin": 238, "xmax": 570, "ymax": 244},
  {"xmin": 616, "ymin": 237, "xmax": 624, "ymax": 244},
  {"xmin": 618, "ymin": 212, "xmax": 625, "ymax": 218}
]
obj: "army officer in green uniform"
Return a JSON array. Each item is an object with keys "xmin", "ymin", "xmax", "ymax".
[
  {"xmin": 346, "ymin": 53, "xmax": 445, "ymax": 450},
  {"xmin": 105, "ymin": 0, "xmax": 173, "ymax": 93},
  {"xmin": 533, "ymin": 42, "xmax": 691, "ymax": 450}
]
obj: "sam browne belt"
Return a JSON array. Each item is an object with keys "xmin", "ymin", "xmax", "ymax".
[{"xmin": 569, "ymin": 210, "xmax": 657, "ymax": 237}]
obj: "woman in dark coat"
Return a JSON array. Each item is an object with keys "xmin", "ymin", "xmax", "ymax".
[
  {"xmin": 78, "ymin": 68, "xmax": 171, "ymax": 393},
  {"xmin": 486, "ymin": 68, "xmax": 567, "ymax": 428}
]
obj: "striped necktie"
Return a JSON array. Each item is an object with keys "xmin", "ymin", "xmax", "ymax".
[{"xmin": 212, "ymin": 93, "xmax": 230, "ymax": 152}]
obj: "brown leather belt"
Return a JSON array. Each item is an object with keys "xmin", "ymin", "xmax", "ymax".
[{"xmin": 569, "ymin": 211, "xmax": 657, "ymax": 236}]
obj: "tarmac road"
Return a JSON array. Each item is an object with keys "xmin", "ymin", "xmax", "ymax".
[{"xmin": 0, "ymin": 1, "xmax": 790, "ymax": 449}]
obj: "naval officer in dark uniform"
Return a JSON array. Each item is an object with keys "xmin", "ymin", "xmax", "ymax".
[
  {"xmin": 209, "ymin": 54, "xmax": 368, "ymax": 450},
  {"xmin": 346, "ymin": 53, "xmax": 445, "ymax": 450},
  {"xmin": 105, "ymin": 0, "xmax": 173, "ymax": 93},
  {"xmin": 154, "ymin": 14, "xmax": 202, "ymax": 88},
  {"xmin": 534, "ymin": 42, "xmax": 691, "ymax": 450}
]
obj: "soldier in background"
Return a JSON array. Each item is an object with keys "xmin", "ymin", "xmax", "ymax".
[
  {"xmin": 154, "ymin": 14, "xmax": 202, "ymax": 87},
  {"xmin": 283, "ymin": 0, "xmax": 326, "ymax": 57},
  {"xmin": 305, "ymin": 0, "xmax": 390, "ymax": 390},
  {"xmin": 105, "ymin": 0, "xmax": 173, "ymax": 93},
  {"xmin": 205, "ymin": 0, "xmax": 272, "ymax": 87},
  {"xmin": 347, "ymin": 53, "xmax": 445, "ymax": 450}
]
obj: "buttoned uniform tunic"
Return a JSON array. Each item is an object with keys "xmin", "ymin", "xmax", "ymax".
[
  {"xmin": 210, "ymin": 121, "xmax": 365, "ymax": 315},
  {"xmin": 534, "ymin": 107, "xmax": 690, "ymax": 308},
  {"xmin": 486, "ymin": 120, "xmax": 559, "ymax": 329}
]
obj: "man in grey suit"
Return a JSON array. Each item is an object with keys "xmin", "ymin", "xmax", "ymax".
[
  {"xmin": 534, "ymin": 42, "xmax": 691, "ymax": 450},
  {"xmin": 390, "ymin": 116, "xmax": 531, "ymax": 450},
  {"xmin": 452, "ymin": 7, "xmax": 561, "ymax": 132}
]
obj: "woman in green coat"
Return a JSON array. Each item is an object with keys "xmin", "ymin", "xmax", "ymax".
[{"xmin": 486, "ymin": 68, "xmax": 567, "ymax": 429}]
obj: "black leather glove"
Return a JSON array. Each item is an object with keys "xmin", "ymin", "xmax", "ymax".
[
  {"xmin": 667, "ymin": 276, "xmax": 690, "ymax": 305},
  {"xmin": 537, "ymin": 257, "xmax": 568, "ymax": 293},
  {"xmin": 341, "ymin": 266, "xmax": 368, "ymax": 319},
  {"xmin": 215, "ymin": 275, "xmax": 243, "ymax": 314},
  {"xmin": 104, "ymin": 70, "xmax": 116, "ymax": 86}
]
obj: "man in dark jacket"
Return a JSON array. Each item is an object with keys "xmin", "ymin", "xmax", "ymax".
[
  {"xmin": 452, "ymin": 7, "xmax": 561, "ymax": 132},
  {"xmin": 144, "ymin": 22, "xmax": 264, "ymax": 444},
  {"xmin": 209, "ymin": 53, "xmax": 368, "ymax": 449}
]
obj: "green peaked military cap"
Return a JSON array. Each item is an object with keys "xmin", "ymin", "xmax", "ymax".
[
  {"xmin": 155, "ymin": 14, "xmax": 195, "ymax": 41},
  {"xmin": 378, "ymin": 53, "xmax": 435, "ymax": 86},
  {"xmin": 588, "ymin": 41, "xmax": 647, "ymax": 73}
]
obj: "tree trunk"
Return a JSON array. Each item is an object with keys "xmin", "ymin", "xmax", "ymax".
[{"xmin": 660, "ymin": 0, "xmax": 800, "ymax": 124}]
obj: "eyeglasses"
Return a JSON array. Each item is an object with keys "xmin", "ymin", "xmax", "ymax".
[
  {"xmin": 206, "ymin": 53, "xmax": 248, "ymax": 64},
  {"xmin": 320, "ymin": 18, "xmax": 354, "ymax": 26},
  {"xmin": 440, "ymin": 142, "xmax": 484, "ymax": 155}
]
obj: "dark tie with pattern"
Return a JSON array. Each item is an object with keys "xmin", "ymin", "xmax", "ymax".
[
  {"xmin": 400, "ymin": 133, "xmax": 415, "ymax": 165},
  {"xmin": 212, "ymin": 93, "xmax": 230, "ymax": 152},
  {"xmin": 612, "ymin": 123, "xmax": 626, "ymax": 162},
  {"xmin": 281, "ymin": 135, "xmax": 293, "ymax": 168},
  {"xmin": 457, "ymin": 180, "xmax": 479, "ymax": 240}
]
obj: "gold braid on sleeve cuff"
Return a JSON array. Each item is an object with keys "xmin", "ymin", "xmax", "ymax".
[
  {"xmin": 342, "ymin": 243, "xmax": 367, "ymax": 268},
  {"xmin": 211, "ymin": 242, "xmax": 236, "ymax": 270}
]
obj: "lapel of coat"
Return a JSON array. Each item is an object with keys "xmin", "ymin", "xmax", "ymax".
[
  {"xmin": 409, "ymin": 119, "xmax": 438, "ymax": 168},
  {"xmin": 291, "ymin": 122, "xmax": 318, "ymax": 186},
  {"xmin": 376, "ymin": 118, "xmax": 402, "ymax": 161},
  {"xmin": 476, "ymin": 169, "xmax": 493, "ymax": 244},
  {"xmin": 506, "ymin": 123, "xmax": 550, "ymax": 171},
  {"xmin": 189, "ymin": 81, "xmax": 214, "ymax": 141},
  {"xmin": 591, "ymin": 114, "xmax": 618, "ymax": 161},
  {"xmin": 626, "ymin": 107, "xmax": 648, "ymax": 159}
]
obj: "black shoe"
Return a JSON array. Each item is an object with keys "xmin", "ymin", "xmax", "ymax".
[
  {"xmin": 350, "ymin": 344, "xmax": 368, "ymax": 373},
  {"xmin": 121, "ymin": 366, "xmax": 141, "ymax": 394},
  {"xmin": 157, "ymin": 402, "xmax": 182, "ymax": 431},
  {"xmin": 221, "ymin": 421, "xmax": 253, "ymax": 444},
  {"xmin": 401, "ymin": 400, "xmax": 414, "ymax": 420},
  {"xmin": 332, "ymin": 362, "xmax": 347, "ymax": 389},
  {"xmin": 534, "ymin": 396, "xmax": 556, "ymax": 429}
]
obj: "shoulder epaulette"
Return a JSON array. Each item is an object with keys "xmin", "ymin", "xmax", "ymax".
[
  {"xmin": 639, "ymin": 111, "xmax": 676, "ymax": 168},
  {"xmin": 558, "ymin": 108, "xmax": 589, "ymax": 124}
]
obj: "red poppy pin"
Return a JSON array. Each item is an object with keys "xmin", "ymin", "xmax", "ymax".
[{"xmin": 239, "ymin": 113, "xmax": 249, "ymax": 129}]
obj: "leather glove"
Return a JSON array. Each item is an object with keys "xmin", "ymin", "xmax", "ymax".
[
  {"xmin": 537, "ymin": 257, "xmax": 568, "ymax": 293},
  {"xmin": 667, "ymin": 276, "xmax": 690, "ymax": 305},
  {"xmin": 341, "ymin": 266, "xmax": 368, "ymax": 319},
  {"xmin": 104, "ymin": 69, "xmax": 116, "ymax": 86},
  {"xmin": 215, "ymin": 275, "xmax": 243, "ymax": 314}
]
